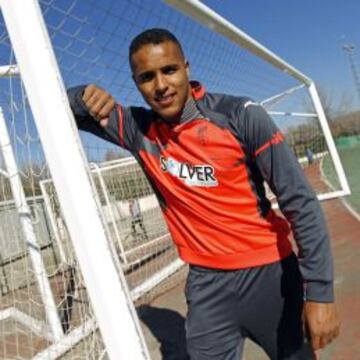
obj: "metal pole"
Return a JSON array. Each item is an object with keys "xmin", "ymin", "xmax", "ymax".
[
  {"xmin": 343, "ymin": 44, "xmax": 360, "ymax": 102},
  {"xmin": 39, "ymin": 180, "xmax": 68, "ymax": 265},
  {"xmin": 163, "ymin": 0, "xmax": 312, "ymax": 85},
  {"xmin": 91, "ymin": 163, "xmax": 128, "ymax": 264},
  {"xmin": 308, "ymin": 83, "xmax": 351, "ymax": 195},
  {"xmin": 0, "ymin": 107, "xmax": 63, "ymax": 341},
  {"xmin": 0, "ymin": 0, "xmax": 150, "ymax": 358}
]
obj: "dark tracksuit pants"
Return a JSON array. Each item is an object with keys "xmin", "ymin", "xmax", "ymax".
[{"xmin": 185, "ymin": 253, "xmax": 314, "ymax": 360}]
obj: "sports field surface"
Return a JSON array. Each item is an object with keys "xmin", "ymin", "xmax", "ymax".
[
  {"xmin": 323, "ymin": 145, "xmax": 360, "ymax": 214},
  {"xmin": 138, "ymin": 159, "xmax": 360, "ymax": 360}
]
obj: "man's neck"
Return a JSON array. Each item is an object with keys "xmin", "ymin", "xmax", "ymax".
[
  {"xmin": 160, "ymin": 97, "xmax": 204, "ymax": 125},
  {"xmin": 180, "ymin": 97, "xmax": 203, "ymax": 123}
]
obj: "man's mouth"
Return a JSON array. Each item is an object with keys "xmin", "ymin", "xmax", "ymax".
[{"xmin": 155, "ymin": 93, "xmax": 176, "ymax": 106}]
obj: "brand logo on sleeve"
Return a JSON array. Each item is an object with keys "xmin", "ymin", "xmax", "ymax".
[{"xmin": 160, "ymin": 156, "xmax": 218, "ymax": 187}]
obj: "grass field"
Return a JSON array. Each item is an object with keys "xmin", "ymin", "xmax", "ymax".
[{"xmin": 323, "ymin": 145, "xmax": 360, "ymax": 213}]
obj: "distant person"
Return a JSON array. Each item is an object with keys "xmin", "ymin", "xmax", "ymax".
[
  {"xmin": 68, "ymin": 28, "xmax": 339, "ymax": 360},
  {"xmin": 129, "ymin": 198, "xmax": 148, "ymax": 241},
  {"xmin": 306, "ymin": 148, "xmax": 314, "ymax": 164}
]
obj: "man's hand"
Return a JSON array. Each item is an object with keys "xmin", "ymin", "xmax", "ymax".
[
  {"xmin": 303, "ymin": 301, "xmax": 340, "ymax": 355},
  {"xmin": 82, "ymin": 84, "xmax": 115, "ymax": 127}
]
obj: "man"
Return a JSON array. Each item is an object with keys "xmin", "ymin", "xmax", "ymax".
[
  {"xmin": 68, "ymin": 28, "xmax": 339, "ymax": 359},
  {"xmin": 306, "ymin": 148, "xmax": 315, "ymax": 165},
  {"xmin": 129, "ymin": 198, "xmax": 148, "ymax": 241}
]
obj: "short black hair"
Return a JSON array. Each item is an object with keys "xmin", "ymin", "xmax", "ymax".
[{"xmin": 129, "ymin": 28, "xmax": 184, "ymax": 69}]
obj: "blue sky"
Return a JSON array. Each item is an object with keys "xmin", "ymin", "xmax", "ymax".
[
  {"xmin": 202, "ymin": 0, "xmax": 360, "ymax": 110},
  {"xmin": 1, "ymin": 0, "xmax": 359, "ymax": 163},
  {"xmin": 44, "ymin": 0, "xmax": 360, "ymax": 158}
]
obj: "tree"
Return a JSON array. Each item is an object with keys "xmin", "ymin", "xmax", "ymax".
[{"xmin": 304, "ymin": 87, "xmax": 359, "ymax": 138}]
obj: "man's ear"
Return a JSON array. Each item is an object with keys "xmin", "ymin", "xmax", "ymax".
[{"xmin": 185, "ymin": 60, "xmax": 190, "ymax": 77}]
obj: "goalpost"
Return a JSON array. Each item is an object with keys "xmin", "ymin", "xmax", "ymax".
[
  {"xmin": 0, "ymin": 0, "xmax": 350, "ymax": 359},
  {"xmin": 0, "ymin": 1, "xmax": 150, "ymax": 359},
  {"xmin": 164, "ymin": 0, "xmax": 350, "ymax": 202}
]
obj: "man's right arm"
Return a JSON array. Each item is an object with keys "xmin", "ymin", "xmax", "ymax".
[{"xmin": 67, "ymin": 84, "xmax": 135, "ymax": 149}]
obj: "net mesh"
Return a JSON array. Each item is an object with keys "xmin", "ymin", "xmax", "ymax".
[{"xmin": 0, "ymin": 0, "xmax": 346, "ymax": 359}]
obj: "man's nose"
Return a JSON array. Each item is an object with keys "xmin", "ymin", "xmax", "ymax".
[{"xmin": 155, "ymin": 74, "xmax": 168, "ymax": 92}]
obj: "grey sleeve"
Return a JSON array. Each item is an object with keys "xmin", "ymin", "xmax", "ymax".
[
  {"xmin": 67, "ymin": 85, "xmax": 137, "ymax": 150},
  {"xmin": 242, "ymin": 102, "xmax": 334, "ymax": 303}
]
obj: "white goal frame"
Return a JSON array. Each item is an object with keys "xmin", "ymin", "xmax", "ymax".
[
  {"xmin": 0, "ymin": 106, "xmax": 63, "ymax": 342},
  {"xmin": 0, "ymin": 0, "xmax": 150, "ymax": 359},
  {"xmin": 165, "ymin": 0, "xmax": 350, "ymax": 200}
]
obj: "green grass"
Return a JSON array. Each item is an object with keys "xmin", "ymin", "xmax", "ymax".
[{"xmin": 323, "ymin": 145, "xmax": 360, "ymax": 214}]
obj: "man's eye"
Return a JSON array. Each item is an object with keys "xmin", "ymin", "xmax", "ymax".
[
  {"xmin": 163, "ymin": 67, "xmax": 177, "ymax": 74},
  {"xmin": 139, "ymin": 73, "xmax": 153, "ymax": 83}
]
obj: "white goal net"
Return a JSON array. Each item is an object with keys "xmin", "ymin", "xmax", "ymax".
[{"xmin": 0, "ymin": 0, "xmax": 349, "ymax": 359}]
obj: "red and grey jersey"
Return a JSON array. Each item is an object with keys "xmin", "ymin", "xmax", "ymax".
[{"xmin": 68, "ymin": 82, "xmax": 334, "ymax": 302}]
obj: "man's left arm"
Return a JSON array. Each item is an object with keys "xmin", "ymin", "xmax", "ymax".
[{"xmin": 241, "ymin": 102, "xmax": 340, "ymax": 352}]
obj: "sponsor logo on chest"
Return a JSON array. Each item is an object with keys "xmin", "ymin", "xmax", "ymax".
[{"xmin": 160, "ymin": 156, "xmax": 218, "ymax": 187}]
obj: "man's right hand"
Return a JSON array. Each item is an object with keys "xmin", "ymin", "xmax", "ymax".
[{"xmin": 82, "ymin": 84, "xmax": 115, "ymax": 127}]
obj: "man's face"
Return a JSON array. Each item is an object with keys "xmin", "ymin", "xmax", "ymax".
[{"xmin": 131, "ymin": 41, "xmax": 191, "ymax": 122}]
